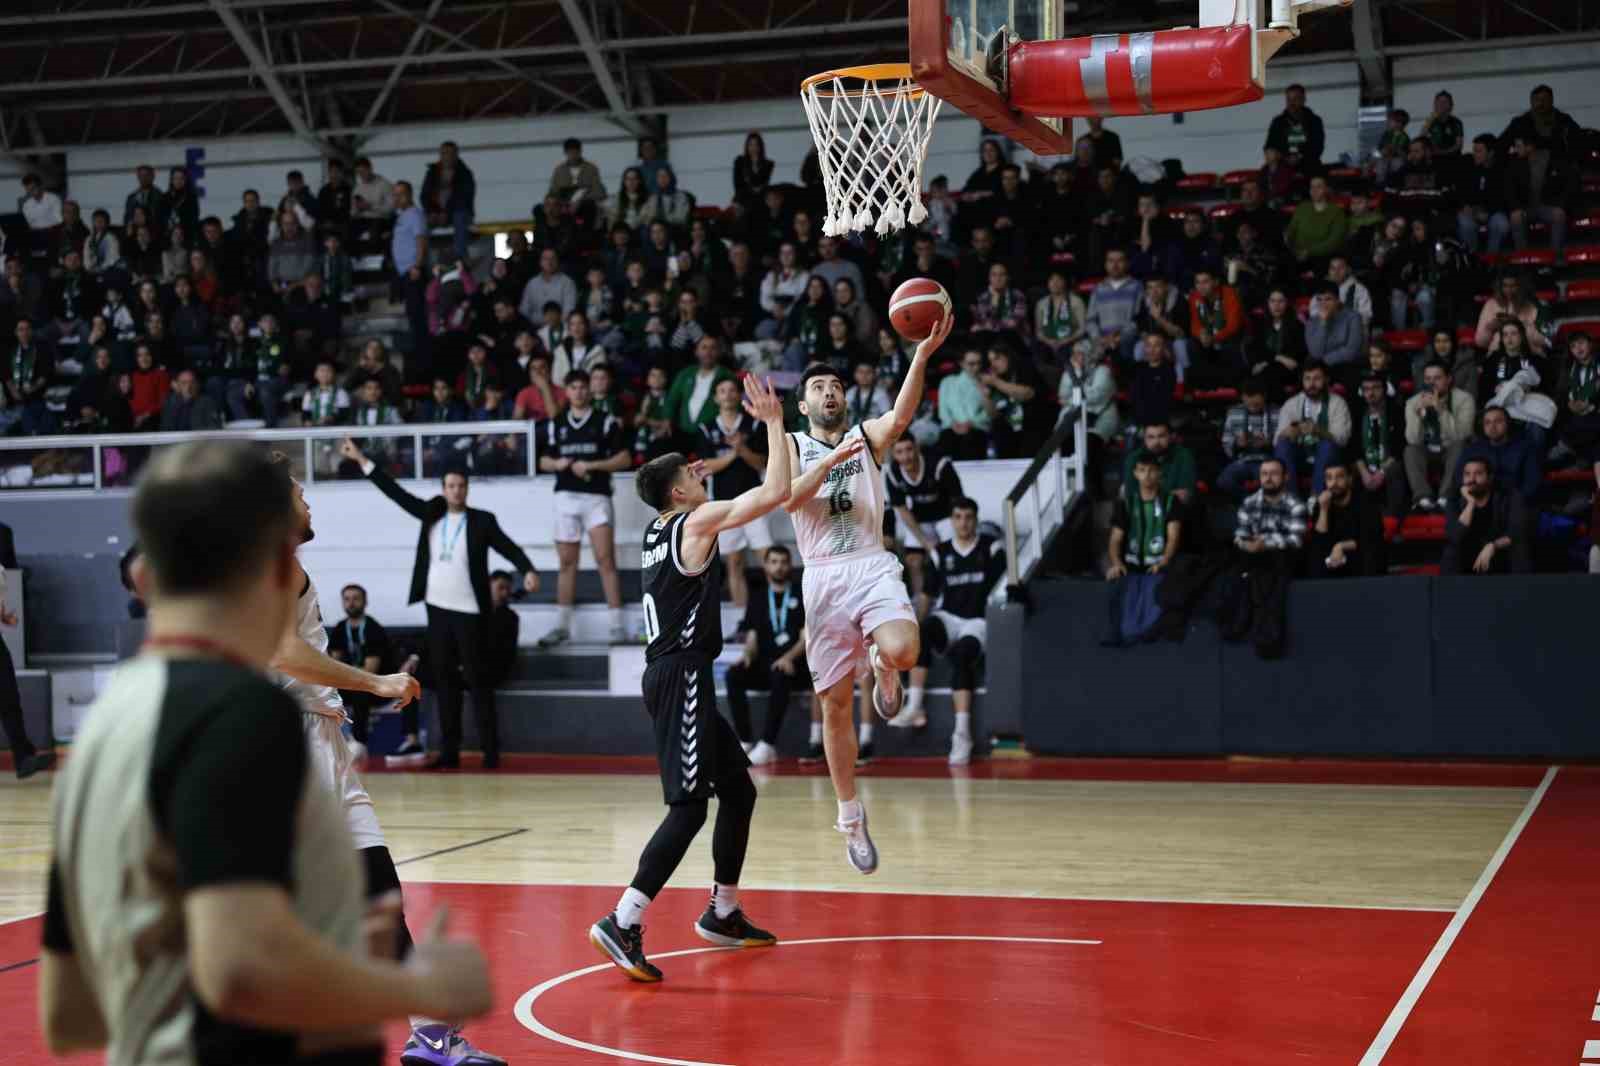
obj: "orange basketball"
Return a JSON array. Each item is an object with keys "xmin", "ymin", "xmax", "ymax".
[{"xmin": 888, "ymin": 278, "xmax": 952, "ymax": 342}]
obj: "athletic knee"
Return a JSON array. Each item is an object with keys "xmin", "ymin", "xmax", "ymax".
[
  {"xmin": 877, "ymin": 631, "xmax": 919, "ymax": 670},
  {"xmin": 665, "ymin": 797, "xmax": 709, "ymax": 834},
  {"xmin": 719, "ymin": 770, "xmax": 757, "ymax": 816}
]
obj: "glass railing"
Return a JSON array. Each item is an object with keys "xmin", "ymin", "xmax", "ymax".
[
  {"xmin": 1001, "ymin": 405, "xmax": 1087, "ymax": 590},
  {"xmin": 0, "ymin": 420, "xmax": 538, "ymax": 494}
]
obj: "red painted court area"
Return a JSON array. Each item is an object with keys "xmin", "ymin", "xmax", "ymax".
[{"xmin": 4, "ymin": 766, "xmax": 1597, "ymax": 1065}]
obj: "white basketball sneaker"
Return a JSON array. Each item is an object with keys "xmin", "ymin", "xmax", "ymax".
[
  {"xmin": 868, "ymin": 644, "xmax": 903, "ymax": 721},
  {"xmin": 748, "ymin": 740, "xmax": 777, "ymax": 766},
  {"xmin": 835, "ymin": 807, "xmax": 879, "ymax": 875},
  {"xmin": 948, "ymin": 732, "xmax": 973, "ymax": 766}
]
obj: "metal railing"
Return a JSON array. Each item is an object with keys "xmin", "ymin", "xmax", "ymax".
[
  {"xmin": 0, "ymin": 420, "xmax": 539, "ymax": 496},
  {"xmin": 1001, "ymin": 405, "xmax": 1088, "ymax": 590}
]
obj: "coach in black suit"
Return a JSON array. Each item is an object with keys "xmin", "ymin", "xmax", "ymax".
[
  {"xmin": 1, "ymin": 521, "xmax": 55, "ymax": 779},
  {"xmin": 339, "ymin": 438, "xmax": 539, "ymax": 768}
]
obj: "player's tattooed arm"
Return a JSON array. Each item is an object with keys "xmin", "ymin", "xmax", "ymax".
[{"xmin": 864, "ymin": 311, "xmax": 954, "ymax": 459}]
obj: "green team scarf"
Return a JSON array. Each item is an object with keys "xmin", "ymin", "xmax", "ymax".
[
  {"xmin": 463, "ymin": 366, "xmax": 487, "ymax": 407},
  {"xmin": 1362, "ymin": 407, "xmax": 1389, "ymax": 469},
  {"xmin": 256, "ymin": 338, "xmax": 283, "ymax": 378},
  {"xmin": 1297, "ymin": 394, "xmax": 1330, "ymax": 447},
  {"xmin": 1568, "ymin": 361, "xmax": 1598, "ymax": 406},
  {"xmin": 1124, "ymin": 490, "xmax": 1173, "ymax": 568},
  {"xmin": 1198, "ymin": 296, "xmax": 1227, "ymax": 336},
  {"xmin": 309, "ymin": 387, "xmax": 338, "ymax": 423},
  {"xmin": 12, "ymin": 347, "xmax": 35, "ymax": 389},
  {"xmin": 1422, "ymin": 392, "xmax": 1451, "ymax": 453},
  {"xmin": 1041, "ymin": 297, "xmax": 1077, "ymax": 341}
]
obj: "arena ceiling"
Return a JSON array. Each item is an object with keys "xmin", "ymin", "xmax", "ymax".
[{"xmin": 0, "ymin": 0, "xmax": 1592, "ymax": 158}]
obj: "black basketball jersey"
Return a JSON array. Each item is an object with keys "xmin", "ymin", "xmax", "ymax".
[
  {"xmin": 641, "ymin": 510, "xmax": 723, "ymax": 663},
  {"xmin": 930, "ymin": 534, "xmax": 1005, "ymax": 620},
  {"xmin": 700, "ymin": 412, "xmax": 765, "ymax": 500},
  {"xmin": 544, "ymin": 408, "xmax": 626, "ymax": 495},
  {"xmin": 885, "ymin": 449, "xmax": 963, "ymax": 524}
]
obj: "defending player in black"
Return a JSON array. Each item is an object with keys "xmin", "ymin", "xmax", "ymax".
[{"xmin": 589, "ymin": 374, "xmax": 798, "ymax": 983}]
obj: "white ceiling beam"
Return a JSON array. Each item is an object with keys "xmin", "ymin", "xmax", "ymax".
[
  {"xmin": 204, "ymin": 0, "xmax": 323, "ymax": 149},
  {"xmin": 556, "ymin": 0, "xmax": 648, "ymax": 137},
  {"xmin": 362, "ymin": 0, "xmax": 449, "ymax": 128}
]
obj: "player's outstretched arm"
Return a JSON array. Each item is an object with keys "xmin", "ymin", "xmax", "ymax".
[
  {"xmin": 685, "ymin": 376, "xmax": 793, "ymax": 543},
  {"xmin": 270, "ymin": 567, "xmax": 421, "ymax": 706},
  {"xmin": 785, "ymin": 433, "xmax": 867, "ymax": 513},
  {"xmin": 863, "ymin": 312, "xmax": 954, "ymax": 458}
]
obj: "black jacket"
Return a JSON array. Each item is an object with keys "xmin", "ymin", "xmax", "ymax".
[
  {"xmin": 1266, "ymin": 108, "xmax": 1326, "ymax": 165},
  {"xmin": 366, "ymin": 466, "xmax": 536, "ymax": 615}
]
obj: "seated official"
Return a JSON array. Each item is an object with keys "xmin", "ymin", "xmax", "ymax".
[{"xmin": 725, "ymin": 546, "xmax": 808, "ymax": 767}]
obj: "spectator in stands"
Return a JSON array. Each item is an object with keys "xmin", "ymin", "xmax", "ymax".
[
  {"xmin": 315, "ymin": 159, "xmax": 351, "ymax": 238},
  {"xmin": 159, "ymin": 225, "xmax": 191, "ymax": 286},
  {"xmin": 1353, "ymin": 372, "xmax": 1409, "ymax": 516},
  {"xmin": 814, "ymin": 312, "xmax": 861, "ymax": 376},
  {"xmin": 1229, "ymin": 456, "xmax": 1304, "ymax": 657},
  {"xmin": 1057, "ymin": 340, "xmax": 1120, "ymax": 486},
  {"xmin": 953, "ymin": 227, "xmax": 1001, "ymax": 314},
  {"xmin": 963, "ymin": 138, "xmax": 1008, "ymax": 199},
  {"xmin": 301, "ymin": 358, "xmax": 351, "ymax": 427},
  {"xmin": 970, "ymin": 262, "xmax": 1028, "ymax": 353},
  {"xmin": 1085, "ymin": 166, "xmax": 1137, "ymax": 268},
  {"xmin": 123, "ymin": 164, "xmax": 163, "ymax": 230},
  {"xmin": 1456, "ymin": 404, "xmax": 1541, "ymax": 504},
  {"xmin": 891, "ymin": 233, "xmax": 958, "ymax": 304},
  {"xmin": 1036, "ymin": 163, "xmax": 1085, "ymax": 260},
  {"xmin": 83, "ymin": 208, "xmax": 123, "ymax": 285},
  {"xmin": 845, "ymin": 360, "xmax": 892, "ymax": 427},
  {"xmin": 832, "ymin": 277, "xmax": 877, "ymax": 347},
  {"xmin": 351, "ymin": 156, "xmax": 395, "ymax": 222},
  {"xmin": 1474, "ymin": 272, "xmax": 1550, "ymax": 357},
  {"xmin": 1259, "ymin": 143, "xmax": 1299, "ymax": 208},
  {"xmin": 1346, "ymin": 187, "xmax": 1384, "ymax": 245},
  {"xmin": 1122, "ymin": 421, "xmax": 1196, "ymax": 502},
  {"xmin": 1441, "ymin": 458, "xmax": 1532, "ymax": 575},
  {"xmin": 68, "ymin": 345, "xmax": 115, "ymax": 428},
  {"xmin": 421, "ymin": 141, "xmax": 476, "ymax": 261},
  {"xmin": 1285, "ymin": 175, "xmax": 1348, "ymax": 270},
  {"xmin": 349, "ymin": 374, "xmax": 404, "ymax": 436},
  {"xmin": 1368, "ymin": 217, "xmax": 1413, "ymax": 326},
  {"xmin": 210, "ymin": 312, "xmax": 253, "ymax": 411},
  {"xmin": 664, "ymin": 335, "xmax": 734, "ymax": 442},
  {"xmin": 519, "ymin": 247, "xmax": 577, "ymax": 323},
  {"xmin": 317, "ymin": 233, "xmax": 352, "ymax": 304},
  {"xmin": 1104, "ymin": 451, "xmax": 1183, "ymax": 646},
  {"xmin": 781, "ymin": 275, "xmax": 831, "ymax": 370},
  {"xmin": 45, "ymin": 248, "xmax": 91, "ymax": 343},
  {"xmin": 1248, "ymin": 288, "xmax": 1306, "ymax": 397},
  {"xmin": 1225, "ymin": 220, "xmax": 1286, "ymax": 309},
  {"xmin": 250, "ymin": 313, "xmax": 290, "ymax": 426},
  {"xmin": 1421, "ymin": 90, "xmax": 1465, "ymax": 159},
  {"xmin": 1087, "ymin": 248, "xmax": 1142, "ymax": 364},
  {"xmin": 19, "ymin": 173, "xmax": 63, "ymax": 261},
  {"xmin": 1328, "ymin": 255, "xmax": 1373, "ymax": 333},
  {"xmin": 635, "ymin": 136, "xmax": 672, "ymax": 194},
  {"xmin": 874, "ymin": 328, "xmax": 912, "ymax": 393},
  {"xmin": 159, "ymin": 368, "xmax": 223, "ymax": 432},
  {"xmin": 1305, "ymin": 283, "xmax": 1365, "ymax": 387},
  {"xmin": 1554, "ymin": 331, "xmax": 1600, "ymax": 474},
  {"xmin": 1308, "ymin": 460, "xmax": 1384, "ymax": 578},
  {"xmin": 2, "ymin": 319, "xmax": 55, "ymax": 435},
  {"xmin": 267, "ymin": 209, "xmax": 315, "ymax": 303},
  {"xmin": 1404, "ymin": 358, "xmax": 1476, "ymax": 511},
  {"xmin": 1074, "ymin": 117, "xmax": 1124, "ymax": 172},
  {"xmin": 1503, "ymin": 131, "xmax": 1574, "ymax": 259},
  {"xmin": 536, "ymin": 370, "xmax": 629, "ymax": 646},
  {"xmin": 726, "ymin": 545, "xmax": 807, "ymax": 765},
  {"xmin": 554, "ymin": 310, "xmax": 605, "ymax": 375},
  {"xmin": 127, "ymin": 342, "xmax": 167, "ymax": 430},
  {"xmin": 548, "ymin": 138, "xmax": 607, "ymax": 223},
  {"xmin": 1184, "ymin": 268, "xmax": 1245, "ymax": 389},
  {"xmin": 1032, "ymin": 269, "xmax": 1088, "ymax": 371},
  {"xmin": 1274, "ymin": 360, "xmax": 1350, "ymax": 494},
  {"xmin": 454, "ymin": 341, "xmax": 501, "ymax": 412},
  {"xmin": 1266, "ymin": 83, "xmax": 1326, "ymax": 172},
  {"xmin": 1373, "ymin": 111, "xmax": 1411, "ymax": 184},
  {"xmin": 983, "ymin": 165, "xmax": 1034, "ymax": 259},
  {"xmin": 164, "ymin": 165, "xmax": 200, "ymax": 238},
  {"xmin": 226, "ymin": 189, "xmax": 271, "ymax": 296},
  {"xmin": 350, "ymin": 339, "xmax": 403, "ymax": 407},
  {"xmin": 125, "ymin": 222, "xmax": 161, "ymax": 284},
  {"xmin": 668, "ymin": 290, "xmax": 709, "ymax": 358},
  {"xmin": 1499, "ymin": 84, "xmax": 1584, "ymax": 161},
  {"xmin": 1225, "ymin": 179, "xmax": 1283, "ymax": 250},
  {"xmin": 276, "ymin": 170, "xmax": 316, "ymax": 235},
  {"xmin": 1172, "ymin": 208, "xmax": 1224, "ymax": 292},
  {"xmin": 732, "ymin": 132, "xmax": 774, "ymax": 212},
  {"xmin": 809, "ymin": 236, "xmax": 866, "ymax": 303},
  {"xmin": 1130, "ymin": 330, "xmax": 1178, "ymax": 431},
  {"xmin": 757, "ymin": 242, "xmax": 809, "ymax": 341},
  {"xmin": 168, "ymin": 275, "xmax": 211, "ymax": 365},
  {"xmin": 698, "ymin": 376, "xmax": 772, "ymax": 612},
  {"xmin": 1457, "ymin": 134, "xmax": 1510, "ymax": 254},
  {"xmin": 640, "ymin": 166, "xmax": 694, "ymax": 235},
  {"xmin": 983, "ymin": 345, "xmax": 1040, "ymax": 457},
  {"xmin": 1218, "ymin": 379, "xmax": 1280, "ymax": 499},
  {"xmin": 1129, "ymin": 192, "xmax": 1178, "ymax": 282},
  {"xmin": 939, "ymin": 347, "xmax": 995, "ymax": 460},
  {"xmin": 512, "ymin": 350, "xmax": 561, "ymax": 422}
]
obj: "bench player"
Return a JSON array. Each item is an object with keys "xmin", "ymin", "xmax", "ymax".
[
  {"xmin": 589, "ymin": 375, "xmax": 847, "ymax": 983},
  {"xmin": 269, "ymin": 462, "xmax": 508, "ymax": 1066},
  {"xmin": 783, "ymin": 313, "xmax": 954, "ymax": 873}
]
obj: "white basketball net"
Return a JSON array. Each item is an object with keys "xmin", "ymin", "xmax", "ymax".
[{"xmin": 800, "ymin": 69, "xmax": 943, "ymax": 237}]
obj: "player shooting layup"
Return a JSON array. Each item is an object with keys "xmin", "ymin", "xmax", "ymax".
[
  {"xmin": 785, "ymin": 313, "xmax": 954, "ymax": 873},
  {"xmin": 590, "ymin": 375, "xmax": 821, "ymax": 982}
]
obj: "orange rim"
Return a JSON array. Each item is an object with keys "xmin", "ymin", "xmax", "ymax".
[{"xmin": 801, "ymin": 62, "xmax": 925, "ymax": 99}]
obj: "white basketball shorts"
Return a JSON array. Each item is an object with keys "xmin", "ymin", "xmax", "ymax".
[
  {"xmin": 553, "ymin": 490, "xmax": 615, "ymax": 543},
  {"xmin": 927, "ymin": 609, "xmax": 988, "ymax": 651},
  {"xmin": 717, "ymin": 509, "xmax": 775, "ymax": 556},
  {"xmin": 801, "ymin": 549, "xmax": 917, "ymax": 693},
  {"xmin": 302, "ymin": 712, "xmax": 385, "ymax": 851},
  {"xmin": 898, "ymin": 516, "xmax": 954, "ymax": 552}
]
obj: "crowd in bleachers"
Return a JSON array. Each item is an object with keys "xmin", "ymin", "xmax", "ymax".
[{"xmin": 1, "ymin": 81, "xmax": 1598, "ymax": 570}]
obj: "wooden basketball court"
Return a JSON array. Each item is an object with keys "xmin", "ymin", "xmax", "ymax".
[{"xmin": 3, "ymin": 755, "xmax": 1597, "ymax": 1064}]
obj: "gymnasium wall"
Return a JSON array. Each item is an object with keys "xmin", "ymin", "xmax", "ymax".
[
  {"xmin": 54, "ymin": 34, "xmax": 1597, "ymax": 225},
  {"xmin": 1021, "ymin": 576, "xmax": 1600, "ymax": 759}
]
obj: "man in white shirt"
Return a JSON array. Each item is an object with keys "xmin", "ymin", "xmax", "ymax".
[
  {"xmin": 519, "ymin": 248, "xmax": 578, "ymax": 322},
  {"xmin": 1272, "ymin": 360, "xmax": 1352, "ymax": 496},
  {"xmin": 1328, "ymin": 256, "xmax": 1373, "ymax": 336}
]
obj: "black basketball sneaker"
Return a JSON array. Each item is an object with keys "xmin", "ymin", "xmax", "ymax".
[
  {"xmin": 693, "ymin": 903, "xmax": 778, "ymax": 948},
  {"xmin": 799, "ymin": 741, "xmax": 826, "ymax": 765},
  {"xmin": 589, "ymin": 912, "xmax": 663, "ymax": 982}
]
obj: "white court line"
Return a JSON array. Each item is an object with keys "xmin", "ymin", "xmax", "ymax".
[
  {"xmin": 513, "ymin": 934, "xmax": 1100, "ymax": 1066},
  {"xmin": 1358, "ymin": 765, "xmax": 1558, "ymax": 1065}
]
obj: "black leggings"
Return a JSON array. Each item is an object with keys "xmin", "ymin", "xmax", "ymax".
[
  {"xmin": 919, "ymin": 614, "xmax": 984, "ymax": 691},
  {"xmin": 629, "ymin": 767, "xmax": 758, "ymax": 900},
  {"xmin": 361, "ymin": 845, "xmax": 415, "ymax": 959}
]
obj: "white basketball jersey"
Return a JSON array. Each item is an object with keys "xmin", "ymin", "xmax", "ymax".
[
  {"xmin": 276, "ymin": 573, "xmax": 348, "ymax": 720},
  {"xmin": 789, "ymin": 426, "xmax": 886, "ymax": 564}
]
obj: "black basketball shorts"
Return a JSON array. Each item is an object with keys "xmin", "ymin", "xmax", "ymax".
[{"xmin": 642, "ymin": 653, "xmax": 750, "ymax": 804}]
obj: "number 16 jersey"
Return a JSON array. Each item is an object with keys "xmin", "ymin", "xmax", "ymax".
[
  {"xmin": 790, "ymin": 425, "xmax": 887, "ymax": 565},
  {"xmin": 641, "ymin": 511, "xmax": 724, "ymax": 664}
]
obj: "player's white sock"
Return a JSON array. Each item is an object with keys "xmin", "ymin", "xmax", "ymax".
[
  {"xmin": 953, "ymin": 710, "xmax": 972, "ymax": 739},
  {"xmin": 838, "ymin": 798, "xmax": 863, "ymax": 825},
  {"xmin": 609, "ymin": 606, "xmax": 624, "ymax": 628},
  {"xmin": 410, "ymin": 1016, "xmax": 443, "ymax": 1030},
  {"xmin": 907, "ymin": 687, "xmax": 926, "ymax": 713},
  {"xmin": 712, "ymin": 882, "xmax": 740, "ymax": 919},
  {"xmin": 616, "ymin": 886, "xmax": 652, "ymax": 929},
  {"xmin": 858, "ymin": 721, "xmax": 874, "ymax": 746},
  {"xmin": 558, "ymin": 605, "xmax": 574, "ymax": 631},
  {"xmin": 809, "ymin": 721, "xmax": 824, "ymax": 745}
]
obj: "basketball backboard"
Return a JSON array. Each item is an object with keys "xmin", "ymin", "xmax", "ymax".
[{"xmin": 909, "ymin": 0, "xmax": 1075, "ymax": 155}]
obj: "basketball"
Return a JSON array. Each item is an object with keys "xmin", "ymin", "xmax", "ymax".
[{"xmin": 888, "ymin": 278, "xmax": 952, "ymax": 342}]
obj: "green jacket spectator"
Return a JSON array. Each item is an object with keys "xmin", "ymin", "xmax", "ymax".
[
  {"xmin": 1285, "ymin": 180, "xmax": 1350, "ymax": 264},
  {"xmin": 1120, "ymin": 424, "xmax": 1198, "ymax": 500},
  {"xmin": 663, "ymin": 345, "xmax": 734, "ymax": 434}
]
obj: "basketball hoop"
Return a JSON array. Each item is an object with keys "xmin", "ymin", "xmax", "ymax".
[{"xmin": 799, "ymin": 64, "xmax": 942, "ymax": 237}]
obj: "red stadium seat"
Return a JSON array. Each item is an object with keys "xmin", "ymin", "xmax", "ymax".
[
  {"xmin": 1049, "ymin": 252, "xmax": 1076, "ymax": 267},
  {"xmin": 1456, "ymin": 326, "xmax": 1478, "ymax": 348},
  {"xmin": 1573, "ymin": 210, "xmax": 1600, "ymax": 232},
  {"xmin": 1209, "ymin": 203, "xmax": 1242, "ymax": 221},
  {"xmin": 1384, "ymin": 330, "xmax": 1428, "ymax": 352},
  {"xmin": 1221, "ymin": 169, "xmax": 1257, "ymax": 188},
  {"xmin": 1565, "ymin": 279, "xmax": 1600, "ymax": 302},
  {"xmin": 1397, "ymin": 564, "xmax": 1442, "ymax": 576},
  {"xmin": 1294, "ymin": 296, "xmax": 1311, "ymax": 317},
  {"xmin": 1536, "ymin": 288, "xmax": 1559, "ymax": 304},
  {"xmin": 1503, "ymin": 249, "xmax": 1557, "ymax": 267},
  {"xmin": 1177, "ymin": 172, "xmax": 1219, "ymax": 190},
  {"xmin": 1077, "ymin": 276, "xmax": 1102, "ymax": 295},
  {"xmin": 1557, "ymin": 319, "xmax": 1600, "ymax": 343},
  {"xmin": 1397, "ymin": 515, "xmax": 1447, "ymax": 542},
  {"xmin": 1165, "ymin": 205, "xmax": 1193, "ymax": 220},
  {"xmin": 1326, "ymin": 166, "xmax": 1362, "ymax": 181},
  {"xmin": 1567, "ymin": 245, "xmax": 1600, "ymax": 265},
  {"xmin": 1187, "ymin": 387, "xmax": 1239, "ymax": 404},
  {"xmin": 1545, "ymin": 467, "xmax": 1597, "ymax": 485}
]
